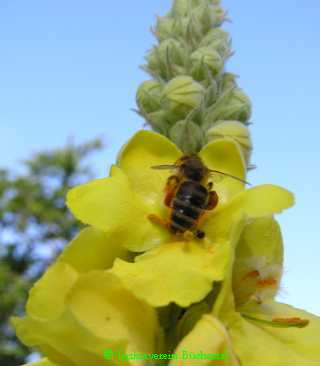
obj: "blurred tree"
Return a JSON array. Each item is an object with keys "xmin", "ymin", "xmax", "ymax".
[{"xmin": 0, "ymin": 138, "xmax": 104, "ymax": 365}]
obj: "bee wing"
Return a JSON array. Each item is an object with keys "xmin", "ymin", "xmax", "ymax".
[
  {"xmin": 151, "ymin": 164, "xmax": 177, "ymax": 170},
  {"xmin": 209, "ymin": 169, "xmax": 251, "ymax": 185}
]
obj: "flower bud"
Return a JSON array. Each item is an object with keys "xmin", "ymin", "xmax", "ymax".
[
  {"xmin": 210, "ymin": 4, "xmax": 225, "ymax": 27},
  {"xmin": 171, "ymin": 0, "xmax": 205, "ymax": 17},
  {"xmin": 169, "ymin": 119, "xmax": 204, "ymax": 153},
  {"xmin": 206, "ymin": 120, "xmax": 252, "ymax": 164},
  {"xmin": 200, "ymin": 28, "xmax": 231, "ymax": 59},
  {"xmin": 155, "ymin": 16, "xmax": 175, "ymax": 41},
  {"xmin": 136, "ymin": 80, "xmax": 163, "ymax": 113},
  {"xmin": 182, "ymin": 16, "xmax": 203, "ymax": 42},
  {"xmin": 220, "ymin": 72, "xmax": 237, "ymax": 91},
  {"xmin": 162, "ymin": 75, "xmax": 205, "ymax": 118},
  {"xmin": 202, "ymin": 79, "xmax": 218, "ymax": 103},
  {"xmin": 146, "ymin": 39, "xmax": 187, "ymax": 79},
  {"xmin": 155, "ymin": 16, "xmax": 195, "ymax": 41},
  {"xmin": 193, "ymin": 3, "xmax": 225, "ymax": 33},
  {"xmin": 200, "ymin": 28, "xmax": 229, "ymax": 47},
  {"xmin": 205, "ymin": 88, "xmax": 252, "ymax": 124},
  {"xmin": 146, "ymin": 110, "xmax": 171, "ymax": 135},
  {"xmin": 190, "ymin": 46, "xmax": 224, "ymax": 79}
]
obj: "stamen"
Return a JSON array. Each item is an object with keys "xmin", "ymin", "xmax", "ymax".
[
  {"xmin": 242, "ymin": 314, "xmax": 309, "ymax": 328},
  {"xmin": 257, "ymin": 277, "xmax": 278, "ymax": 288},
  {"xmin": 272, "ymin": 317, "xmax": 309, "ymax": 328},
  {"xmin": 243, "ymin": 270, "xmax": 260, "ymax": 280}
]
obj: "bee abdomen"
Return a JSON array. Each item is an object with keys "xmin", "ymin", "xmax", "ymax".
[
  {"xmin": 170, "ymin": 181, "xmax": 208, "ymax": 233},
  {"xmin": 170, "ymin": 211, "xmax": 196, "ymax": 233}
]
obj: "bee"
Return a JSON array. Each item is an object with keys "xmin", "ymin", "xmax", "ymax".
[{"xmin": 148, "ymin": 154, "xmax": 250, "ymax": 240}]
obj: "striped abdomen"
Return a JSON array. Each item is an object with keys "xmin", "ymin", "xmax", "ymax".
[{"xmin": 169, "ymin": 180, "xmax": 208, "ymax": 234}]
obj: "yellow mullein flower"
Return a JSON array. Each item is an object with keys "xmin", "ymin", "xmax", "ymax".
[
  {"xmin": 226, "ymin": 217, "xmax": 320, "ymax": 365},
  {"xmin": 67, "ymin": 130, "xmax": 294, "ymax": 307},
  {"xmin": 169, "ymin": 217, "xmax": 320, "ymax": 365},
  {"xmin": 12, "ymin": 228, "xmax": 161, "ymax": 366}
]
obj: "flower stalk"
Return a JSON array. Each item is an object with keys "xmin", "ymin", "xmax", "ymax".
[{"xmin": 136, "ymin": 0, "xmax": 252, "ymax": 164}]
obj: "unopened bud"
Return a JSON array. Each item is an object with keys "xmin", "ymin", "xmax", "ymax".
[
  {"xmin": 203, "ymin": 79, "xmax": 218, "ymax": 104},
  {"xmin": 200, "ymin": 28, "xmax": 231, "ymax": 59},
  {"xmin": 136, "ymin": 80, "xmax": 163, "ymax": 114},
  {"xmin": 205, "ymin": 88, "xmax": 252, "ymax": 124},
  {"xmin": 193, "ymin": 3, "xmax": 225, "ymax": 33},
  {"xmin": 155, "ymin": 16, "xmax": 196, "ymax": 41},
  {"xmin": 191, "ymin": 47, "xmax": 223, "ymax": 79},
  {"xmin": 220, "ymin": 72, "xmax": 237, "ymax": 91},
  {"xmin": 169, "ymin": 119, "xmax": 204, "ymax": 153},
  {"xmin": 206, "ymin": 120, "xmax": 252, "ymax": 164},
  {"xmin": 162, "ymin": 75, "xmax": 205, "ymax": 118},
  {"xmin": 171, "ymin": 0, "xmax": 205, "ymax": 17},
  {"xmin": 155, "ymin": 16, "xmax": 175, "ymax": 41},
  {"xmin": 147, "ymin": 39, "xmax": 187, "ymax": 79},
  {"xmin": 146, "ymin": 110, "xmax": 171, "ymax": 135},
  {"xmin": 210, "ymin": 4, "xmax": 225, "ymax": 27}
]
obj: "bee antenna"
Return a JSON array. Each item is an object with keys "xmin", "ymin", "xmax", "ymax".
[
  {"xmin": 151, "ymin": 164, "xmax": 177, "ymax": 170},
  {"xmin": 209, "ymin": 169, "xmax": 251, "ymax": 185}
]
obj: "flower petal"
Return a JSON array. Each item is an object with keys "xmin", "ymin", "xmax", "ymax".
[
  {"xmin": 13, "ymin": 266, "xmax": 160, "ymax": 366},
  {"xmin": 199, "ymin": 138, "xmax": 246, "ymax": 204},
  {"xmin": 235, "ymin": 217, "xmax": 283, "ymax": 265},
  {"xmin": 116, "ymin": 130, "xmax": 181, "ymax": 206},
  {"xmin": 111, "ymin": 239, "xmax": 232, "ymax": 307},
  {"xmin": 12, "ymin": 311, "xmax": 127, "ymax": 366},
  {"xmin": 58, "ymin": 227, "xmax": 130, "ymax": 273},
  {"xmin": 239, "ymin": 300, "xmax": 320, "ymax": 363},
  {"xmin": 231, "ymin": 217, "xmax": 284, "ymax": 306},
  {"xmin": 204, "ymin": 184, "xmax": 294, "ymax": 241},
  {"xmin": 67, "ymin": 271, "xmax": 159, "ymax": 353},
  {"xmin": 26, "ymin": 262, "xmax": 78, "ymax": 320},
  {"xmin": 228, "ymin": 302, "xmax": 320, "ymax": 366},
  {"xmin": 170, "ymin": 314, "xmax": 240, "ymax": 366},
  {"xmin": 66, "ymin": 168, "xmax": 135, "ymax": 232},
  {"xmin": 212, "ymin": 218, "xmax": 247, "ymax": 319},
  {"xmin": 67, "ymin": 167, "xmax": 169, "ymax": 252}
]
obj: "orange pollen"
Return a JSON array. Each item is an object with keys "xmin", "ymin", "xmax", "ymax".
[
  {"xmin": 272, "ymin": 317, "xmax": 309, "ymax": 327},
  {"xmin": 243, "ymin": 270, "xmax": 260, "ymax": 280},
  {"xmin": 257, "ymin": 277, "xmax": 278, "ymax": 287}
]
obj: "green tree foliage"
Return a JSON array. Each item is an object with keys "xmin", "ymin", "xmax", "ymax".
[{"xmin": 0, "ymin": 138, "xmax": 104, "ymax": 365}]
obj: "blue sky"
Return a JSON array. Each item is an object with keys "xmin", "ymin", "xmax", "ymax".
[{"xmin": 0, "ymin": 0, "xmax": 319, "ymax": 315}]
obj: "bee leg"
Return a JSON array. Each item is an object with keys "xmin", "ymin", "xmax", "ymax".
[
  {"xmin": 183, "ymin": 230, "xmax": 195, "ymax": 241},
  {"xmin": 196, "ymin": 191, "xmax": 219, "ymax": 228},
  {"xmin": 205, "ymin": 190, "xmax": 219, "ymax": 210},
  {"xmin": 148, "ymin": 214, "xmax": 169, "ymax": 229},
  {"xmin": 195, "ymin": 229, "xmax": 205, "ymax": 239},
  {"xmin": 183, "ymin": 229, "xmax": 205, "ymax": 241},
  {"xmin": 164, "ymin": 175, "xmax": 180, "ymax": 207}
]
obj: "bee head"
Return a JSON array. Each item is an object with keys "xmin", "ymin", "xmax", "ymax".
[{"xmin": 177, "ymin": 155, "xmax": 208, "ymax": 181}]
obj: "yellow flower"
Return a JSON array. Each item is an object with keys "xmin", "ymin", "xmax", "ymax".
[
  {"xmin": 169, "ymin": 217, "xmax": 320, "ymax": 365},
  {"xmin": 66, "ymin": 130, "xmax": 294, "ymax": 307},
  {"xmin": 12, "ymin": 228, "xmax": 161, "ymax": 366}
]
